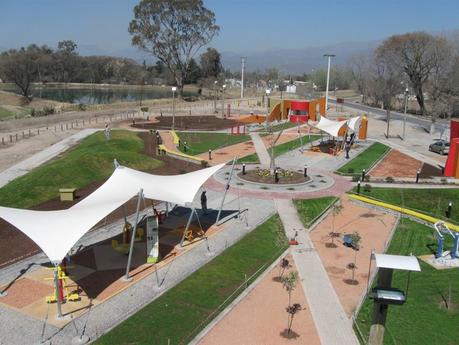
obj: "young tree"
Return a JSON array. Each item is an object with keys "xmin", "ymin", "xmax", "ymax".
[
  {"xmin": 281, "ymin": 271, "xmax": 300, "ymax": 335},
  {"xmin": 129, "ymin": 0, "xmax": 219, "ymax": 96},
  {"xmin": 328, "ymin": 201, "xmax": 343, "ymax": 247}
]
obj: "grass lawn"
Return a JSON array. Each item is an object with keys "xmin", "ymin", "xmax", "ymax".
[
  {"xmin": 176, "ymin": 132, "xmax": 251, "ymax": 155},
  {"xmin": 95, "ymin": 215, "xmax": 288, "ymax": 345},
  {"xmin": 0, "ymin": 106, "xmax": 14, "ymax": 120},
  {"xmin": 294, "ymin": 197, "xmax": 337, "ymax": 228},
  {"xmin": 354, "ymin": 187, "xmax": 459, "ymax": 224},
  {"xmin": 337, "ymin": 142, "xmax": 390, "ymax": 176},
  {"xmin": 355, "ymin": 219, "xmax": 459, "ymax": 345},
  {"xmin": 238, "ymin": 152, "xmax": 260, "ymax": 164},
  {"xmin": 272, "ymin": 134, "xmax": 320, "ymax": 158},
  {"xmin": 0, "ymin": 130, "xmax": 163, "ymax": 208},
  {"xmin": 256, "ymin": 121, "xmax": 297, "ymax": 133}
]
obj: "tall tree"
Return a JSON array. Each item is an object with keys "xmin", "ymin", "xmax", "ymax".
[
  {"xmin": 56, "ymin": 39, "xmax": 79, "ymax": 82},
  {"xmin": 375, "ymin": 32, "xmax": 449, "ymax": 115},
  {"xmin": 128, "ymin": 0, "xmax": 219, "ymax": 96},
  {"xmin": 200, "ymin": 47, "xmax": 222, "ymax": 78}
]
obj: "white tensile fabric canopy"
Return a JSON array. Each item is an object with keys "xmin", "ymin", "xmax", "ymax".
[
  {"xmin": 347, "ymin": 116, "xmax": 361, "ymax": 133},
  {"xmin": 313, "ymin": 117, "xmax": 348, "ymax": 138},
  {"xmin": 0, "ymin": 164, "xmax": 225, "ymax": 264}
]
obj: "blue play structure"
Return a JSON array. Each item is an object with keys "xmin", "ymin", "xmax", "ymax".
[{"xmin": 434, "ymin": 221, "xmax": 459, "ymax": 259}]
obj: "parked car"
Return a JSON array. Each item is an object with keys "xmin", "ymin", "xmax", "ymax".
[{"xmin": 429, "ymin": 140, "xmax": 450, "ymax": 155}]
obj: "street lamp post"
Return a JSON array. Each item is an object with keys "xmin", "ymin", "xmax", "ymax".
[
  {"xmin": 323, "ymin": 54, "xmax": 336, "ymax": 115},
  {"xmin": 171, "ymin": 86, "xmax": 177, "ymax": 130},
  {"xmin": 213, "ymin": 80, "xmax": 218, "ymax": 113},
  {"xmin": 240, "ymin": 57, "xmax": 246, "ymax": 99},
  {"xmin": 265, "ymin": 89, "xmax": 271, "ymax": 131},
  {"xmin": 222, "ymin": 84, "xmax": 226, "ymax": 117},
  {"xmin": 402, "ymin": 87, "xmax": 409, "ymax": 140}
]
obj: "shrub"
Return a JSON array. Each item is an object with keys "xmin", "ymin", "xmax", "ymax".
[
  {"xmin": 440, "ymin": 177, "xmax": 448, "ymax": 185},
  {"xmin": 352, "ymin": 175, "xmax": 360, "ymax": 182},
  {"xmin": 78, "ymin": 103, "xmax": 87, "ymax": 111},
  {"xmin": 363, "ymin": 184, "xmax": 372, "ymax": 192},
  {"xmin": 364, "ymin": 175, "xmax": 371, "ymax": 182},
  {"xmin": 347, "ymin": 168, "xmax": 355, "ymax": 174},
  {"xmin": 140, "ymin": 106, "xmax": 149, "ymax": 113},
  {"xmin": 385, "ymin": 176, "xmax": 394, "ymax": 183}
]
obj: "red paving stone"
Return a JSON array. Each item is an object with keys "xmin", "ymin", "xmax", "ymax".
[
  {"xmin": 204, "ymin": 170, "xmax": 353, "ymax": 200},
  {"xmin": 198, "ymin": 255, "xmax": 321, "ymax": 345},
  {"xmin": 0, "ymin": 278, "xmax": 53, "ymax": 309},
  {"xmin": 198, "ymin": 140, "xmax": 256, "ymax": 166},
  {"xmin": 309, "ymin": 196, "xmax": 398, "ymax": 316},
  {"xmin": 370, "ymin": 149, "xmax": 422, "ymax": 178}
]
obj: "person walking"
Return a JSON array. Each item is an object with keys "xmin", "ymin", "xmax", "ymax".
[{"xmin": 200, "ymin": 190, "xmax": 208, "ymax": 214}]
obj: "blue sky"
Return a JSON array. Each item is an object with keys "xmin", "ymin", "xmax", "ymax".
[{"xmin": 0, "ymin": 0, "xmax": 458, "ymax": 54}]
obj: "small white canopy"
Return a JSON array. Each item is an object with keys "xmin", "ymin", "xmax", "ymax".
[
  {"xmin": 374, "ymin": 253, "xmax": 421, "ymax": 272},
  {"xmin": 347, "ymin": 116, "xmax": 361, "ymax": 133},
  {"xmin": 0, "ymin": 164, "xmax": 224, "ymax": 263},
  {"xmin": 313, "ymin": 117, "xmax": 348, "ymax": 138}
]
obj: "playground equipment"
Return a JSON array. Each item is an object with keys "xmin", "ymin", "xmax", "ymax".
[
  {"xmin": 45, "ymin": 265, "xmax": 80, "ymax": 304},
  {"xmin": 112, "ymin": 222, "xmax": 144, "ymax": 254},
  {"xmin": 433, "ymin": 221, "xmax": 459, "ymax": 259}
]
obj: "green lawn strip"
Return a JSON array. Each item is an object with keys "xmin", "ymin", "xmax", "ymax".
[
  {"xmin": 293, "ymin": 197, "xmax": 337, "ymax": 228},
  {"xmin": 336, "ymin": 142, "xmax": 390, "ymax": 176},
  {"xmin": 272, "ymin": 134, "xmax": 320, "ymax": 158},
  {"xmin": 256, "ymin": 121, "xmax": 297, "ymax": 133},
  {"xmin": 0, "ymin": 130, "xmax": 163, "ymax": 208},
  {"xmin": 0, "ymin": 106, "xmax": 14, "ymax": 120},
  {"xmin": 355, "ymin": 219, "xmax": 459, "ymax": 345},
  {"xmin": 352, "ymin": 187, "xmax": 459, "ymax": 224},
  {"xmin": 238, "ymin": 152, "xmax": 260, "ymax": 164},
  {"xmin": 95, "ymin": 215, "xmax": 288, "ymax": 345},
  {"xmin": 176, "ymin": 132, "xmax": 251, "ymax": 156}
]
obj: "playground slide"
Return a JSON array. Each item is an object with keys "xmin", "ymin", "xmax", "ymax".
[{"xmin": 348, "ymin": 194, "xmax": 459, "ymax": 233}]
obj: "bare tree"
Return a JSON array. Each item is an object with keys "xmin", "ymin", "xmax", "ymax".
[
  {"xmin": 375, "ymin": 32, "xmax": 449, "ymax": 115},
  {"xmin": 281, "ymin": 271, "xmax": 300, "ymax": 335},
  {"xmin": 129, "ymin": 0, "xmax": 219, "ymax": 96},
  {"xmin": 349, "ymin": 54, "xmax": 370, "ymax": 103},
  {"xmin": 0, "ymin": 47, "xmax": 39, "ymax": 101},
  {"xmin": 372, "ymin": 51, "xmax": 403, "ymax": 138}
]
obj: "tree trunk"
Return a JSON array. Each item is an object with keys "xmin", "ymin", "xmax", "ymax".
[
  {"xmin": 415, "ymin": 88, "xmax": 426, "ymax": 115},
  {"xmin": 385, "ymin": 108, "xmax": 391, "ymax": 138}
]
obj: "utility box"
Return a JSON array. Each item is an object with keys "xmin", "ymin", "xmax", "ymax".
[{"xmin": 59, "ymin": 188, "xmax": 76, "ymax": 201}]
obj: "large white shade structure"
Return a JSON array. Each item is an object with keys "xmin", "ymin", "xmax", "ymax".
[
  {"xmin": 347, "ymin": 116, "xmax": 361, "ymax": 133},
  {"xmin": 374, "ymin": 253, "xmax": 421, "ymax": 272},
  {"xmin": 312, "ymin": 116, "xmax": 348, "ymax": 138},
  {"xmin": 0, "ymin": 164, "xmax": 225, "ymax": 264}
]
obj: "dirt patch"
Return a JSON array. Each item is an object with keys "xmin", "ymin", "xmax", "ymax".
[
  {"xmin": 420, "ymin": 162, "xmax": 444, "ymax": 178},
  {"xmin": 237, "ymin": 169, "xmax": 309, "ymax": 185},
  {"xmin": 370, "ymin": 149, "xmax": 422, "ymax": 178},
  {"xmin": 0, "ymin": 131, "xmax": 200, "ymax": 268},
  {"xmin": 132, "ymin": 115, "xmax": 243, "ymax": 131}
]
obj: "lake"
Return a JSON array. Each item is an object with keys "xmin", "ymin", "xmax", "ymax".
[{"xmin": 0, "ymin": 84, "xmax": 197, "ymax": 104}]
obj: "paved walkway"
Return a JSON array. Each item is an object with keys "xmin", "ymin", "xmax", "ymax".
[
  {"xmin": 0, "ymin": 128, "xmax": 98, "ymax": 188},
  {"xmin": 274, "ymin": 199, "xmax": 359, "ymax": 345},
  {"xmin": 250, "ymin": 133, "xmax": 271, "ymax": 166}
]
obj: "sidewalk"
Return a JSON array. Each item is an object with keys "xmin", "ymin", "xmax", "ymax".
[
  {"xmin": 249, "ymin": 133, "xmax": 271, "ymax": 166},
  {"xmin": 274, "ymin": 199, "xmax": 359, "ymax": 345}
]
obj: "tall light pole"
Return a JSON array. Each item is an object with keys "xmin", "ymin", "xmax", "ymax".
[
  {"xmin": 265, "ymin": 89, "xmax": 271, "ymax": 130},
  {"xmin": 323, "ymin": 54, "xmax": 335, "ymax": 115},
  {"xmin": 240, "ymin": 57, "xmax": 246, "ymax": 99},
  {"xmin": 213, "ymin": 80, "xmax": 218, "ymax": 113},
  {"xmin": 221, "ymin": 84, "xmax": 226, "ymax": 117},
  {"xmin": 402, "ymin": 87, "xmax": 409, "ymax": 140},
  {"xmin": 171, "ymin": 86, "xmax": 177, "ymax": 130}
]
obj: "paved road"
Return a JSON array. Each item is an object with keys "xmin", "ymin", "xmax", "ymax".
[
  {"xmin": 249, "ymin": 133, "xmax": 271, "ymax": 166},
  {"xmin": 329, "ymin": 98, "xmax": 449, "ymax": 135},
  {"xmin": 275, "ymin": 199, "xmax": 359, "ymax": 345}
]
